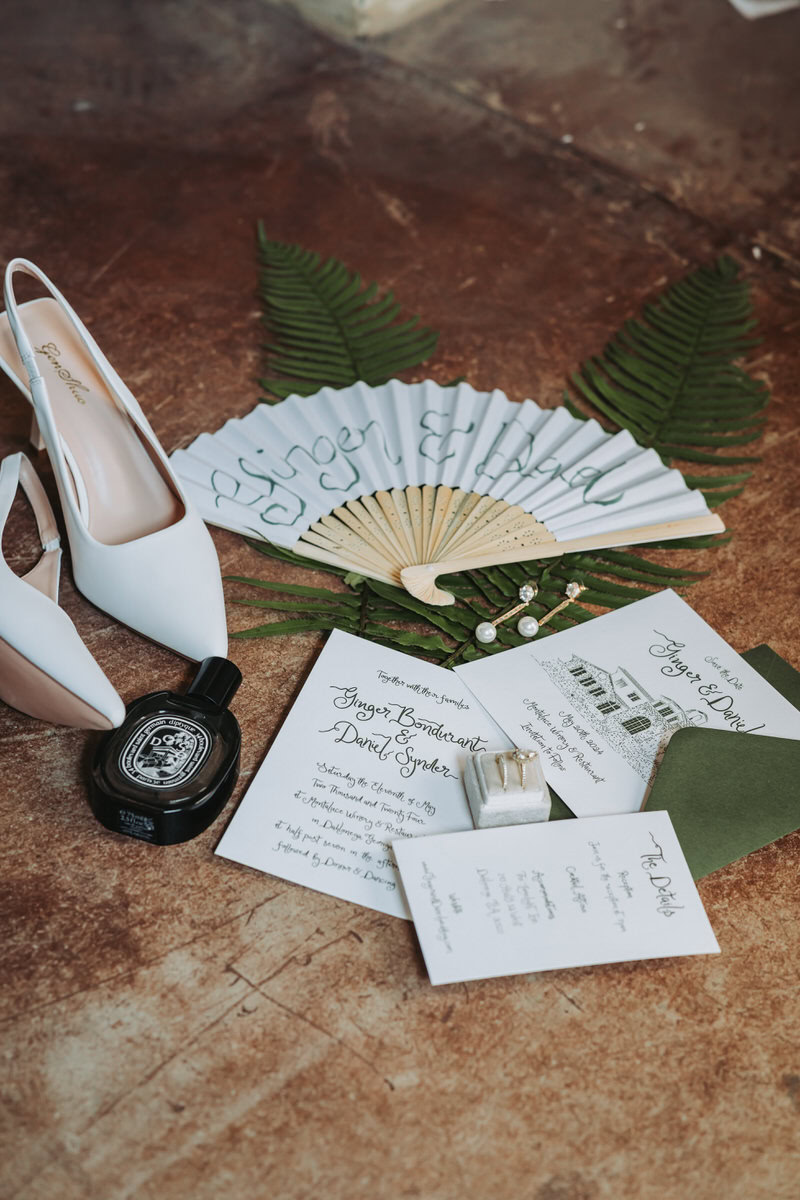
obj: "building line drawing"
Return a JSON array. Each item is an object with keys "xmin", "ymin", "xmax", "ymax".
[{"xmin": 541, "ymin": 652, "xmax": 708, "ymax": 780}]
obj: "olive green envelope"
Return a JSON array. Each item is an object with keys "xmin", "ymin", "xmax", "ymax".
[
  {"xmin": 643, "ymin": 645, "xmax": 800, "ymax": 879},
  {"xmin": 548, "ymin": 645, "xmax": 800, "ymax": 879}
]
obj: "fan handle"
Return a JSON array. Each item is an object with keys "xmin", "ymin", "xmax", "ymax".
[{"xmin": 401, "ymin": 513, "xmax": 726, "ymax": 606}]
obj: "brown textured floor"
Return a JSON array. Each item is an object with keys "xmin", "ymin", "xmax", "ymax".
[{"xmin": 1, "ymin": 2, "xmax": 799, "ymax": 1198}]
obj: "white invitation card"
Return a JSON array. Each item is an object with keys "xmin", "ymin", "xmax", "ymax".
[
  {"xmin": 216, "ymin": 630, "xmax": 510, "ymax": 918},
  {"xmin": 394, "ymin": 810, "xmax": 720, "ymax": 985},
  {"xmin": 455, "ymin": 590, "xmax": 800, "ymax": 817}
]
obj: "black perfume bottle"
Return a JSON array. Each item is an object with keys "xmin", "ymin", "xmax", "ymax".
[{"xmin": 89, "ymin": 657, "xmax": 242, "ymax": 845}]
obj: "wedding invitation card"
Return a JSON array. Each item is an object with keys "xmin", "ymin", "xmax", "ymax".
[
  {"xmin": 216, "ymin": 630, "xmax": 510, "ymax": 918},
  {"xmin": 393, "ymin": 810, "xmax": 720, "ymax": 985},
  {"xmin": 455, "ymin": 590, "xmax": 800, "ymax": 817}
]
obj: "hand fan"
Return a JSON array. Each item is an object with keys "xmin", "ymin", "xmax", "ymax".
[{"xmin": 170, "ymin": 381, "xmax": 724, "ymax": 606}]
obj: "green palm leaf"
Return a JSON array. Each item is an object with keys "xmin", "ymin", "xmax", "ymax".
[
  {"xmin": 228, "ymin": 540, "xmax": 709, "ymax": 667},
  {"xmin": 232, "ymin": 244, "xmax": 767, "ymax": 667},
  {"xmin": 257, "ymin": 224, "xmax": 439, "ymax": 401},
  {"xmin": 565, "ymin": 256, "xmax": 769, "ymax": 494}
]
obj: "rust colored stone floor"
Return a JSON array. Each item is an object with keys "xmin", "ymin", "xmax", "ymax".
[{"xmin": 1, "ymin": 2, "xmax": 799, "ymax": 1198}]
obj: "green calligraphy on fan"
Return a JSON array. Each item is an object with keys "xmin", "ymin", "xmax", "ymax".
[
  {"xmin": 209, "ymin": 466, "xmax": 307, "ymax": 528},
  {"xmin": 476, "ymin": 421, "xmax": 625, "ymax": 505},
  {"xmin": 272, "ymin": 419, "xmax": 401, "ymax": 490},
  {"xmin": 206, "ymin": 407, "xmax": 633, "ymax": 531}
]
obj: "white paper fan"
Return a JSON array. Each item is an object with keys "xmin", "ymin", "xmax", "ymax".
[{"xmin": 170, "ymin": 381, "xmax": 724, "ymax": 606}]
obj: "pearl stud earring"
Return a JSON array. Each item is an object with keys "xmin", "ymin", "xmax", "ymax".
[
  {"xmin": 475, "ymin": 582, "xmax": 539, "ymax": 645},
  {"xmin": 474, "ymin": 580, "xmax": 586, "ymax": 647}
]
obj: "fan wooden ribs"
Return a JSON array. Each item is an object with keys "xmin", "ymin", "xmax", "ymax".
[{"xmin": 297, "ymin": 486, "xmax": 554, "ymax": 587}]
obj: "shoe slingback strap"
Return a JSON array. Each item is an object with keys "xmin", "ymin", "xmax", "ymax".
[
  {"xmin": 5, "ymin": 260, "xmax": 118, "ymax": 397},
  {"xmin": 0, "ymin": 452, "xmax": 62, "ymax": 602},
  {"xmin": 3, "ymin": 261, "xmax": 112, "ymax": 523},
  {"xmin": 3, "ymin": 258, "xmax": 183, "ymax": 532},
  {"xmin": 3, "ymin": 258, "xmax": 155, "ymax": 444},
  {"xmin": 3, "ymin": 261, "xmax": 51, "ymax": 385}
]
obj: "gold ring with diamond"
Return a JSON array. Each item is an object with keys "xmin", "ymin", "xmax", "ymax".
[{"xmin": 512, "ymin": 747, "xmax": 538, "ymax": 788}]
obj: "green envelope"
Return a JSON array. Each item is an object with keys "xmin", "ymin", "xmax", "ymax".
[
  {"xmin": 548, "ymin": 645, "xmax": 800, "ymax": 879},
  {"xmin": 643, "ymin": 645, "xmax": 800, "ymax": 879}
]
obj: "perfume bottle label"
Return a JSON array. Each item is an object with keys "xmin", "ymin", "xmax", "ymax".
[
  {"xmin": 119, "ymin": 716, "xmax": 211, "ymax": 789},
  {"xmin": 118, "ymin": 810, "xmax": 156, "ymax": 839}
]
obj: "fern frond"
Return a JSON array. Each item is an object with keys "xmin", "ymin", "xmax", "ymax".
[
  {"xmin": 230, "ymin": 540, "xmax": 709, "ymax": 667},
  {"xmin": 257, "ymin": 225, "xmax": 439, "ymax": 401},
  {"xmin": 567, "ymin": 255, "xmax": 769, "ymax": 466}
]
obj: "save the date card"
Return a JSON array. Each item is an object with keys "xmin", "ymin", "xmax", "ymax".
[{"xmin": 456, "ymin": 590, "xmax": 800, "ymax": 817}]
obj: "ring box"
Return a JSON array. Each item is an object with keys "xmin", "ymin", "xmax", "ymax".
[{"xmin": 463, "ymin": 749, "xmax": 551, "ymax": 829}]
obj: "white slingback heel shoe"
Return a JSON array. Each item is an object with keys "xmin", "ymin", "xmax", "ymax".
[
  {"xmin": 0, "ymin": 452, "xmax": 125, "ymax": 730},
  {"xmin": 0, "ymin": 258, "xmax": 227, "ymax": 661}
]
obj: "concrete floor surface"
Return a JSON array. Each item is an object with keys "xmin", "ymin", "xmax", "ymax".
[{"xmin": 0, "ymin": 2, "xmax": 799, "ymax": 1198}]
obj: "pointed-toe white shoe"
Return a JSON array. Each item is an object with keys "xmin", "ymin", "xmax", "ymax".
[
  {"xmin": 0, "ymin": 452, "xmax": 126, "ymax": 730},
  {"xmin": 0, "ymin": 259, "xmax": 227, "ymax": 661}
]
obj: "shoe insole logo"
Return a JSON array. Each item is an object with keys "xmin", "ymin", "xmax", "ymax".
[{"xmin": 35, "ymin": 341, "xmax": 89, "ymax": 405}]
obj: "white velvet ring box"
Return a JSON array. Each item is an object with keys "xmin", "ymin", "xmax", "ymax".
[{"xmin": 464, "ymin": 749, "xmax": 551, "ymax": 829}]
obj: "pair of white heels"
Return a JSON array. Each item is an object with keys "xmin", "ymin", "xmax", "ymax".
[{"xmin": 0, "ymin": 259, "xmax": 228, "ymax": 730}]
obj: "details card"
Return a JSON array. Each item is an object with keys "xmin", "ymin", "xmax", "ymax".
[
  {"xmin": 216, "ymin": 629, "xmax": 510, "ymax": 919},
  {"xmin": 455, "ymin": 590, "xmax": 800, "ymax": 817},
  {"xmin": 393, "ymin": 810, "xmax": 720, "ymax": 985}
]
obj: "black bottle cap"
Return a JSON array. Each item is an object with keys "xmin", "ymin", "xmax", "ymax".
[{"xmin": 185, "ymin": 657, "xmax": 242, "ymax": 710}]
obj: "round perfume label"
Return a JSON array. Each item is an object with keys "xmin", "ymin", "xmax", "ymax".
[{"xmin": 119, "ymin": 715, "xmax": 212, "ymax": 790}]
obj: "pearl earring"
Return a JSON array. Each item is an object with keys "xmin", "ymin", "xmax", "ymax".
[
  {"xmin": 517, "ymin": 613, "xmax": 540, "ymax": 638},
  {"xmin": 474, "ymin": 580, "xmax": 586, "ymax": 647},
  {"xmin": 475, "ymin": 582, "xmax": 539, "ymax": 645}
]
